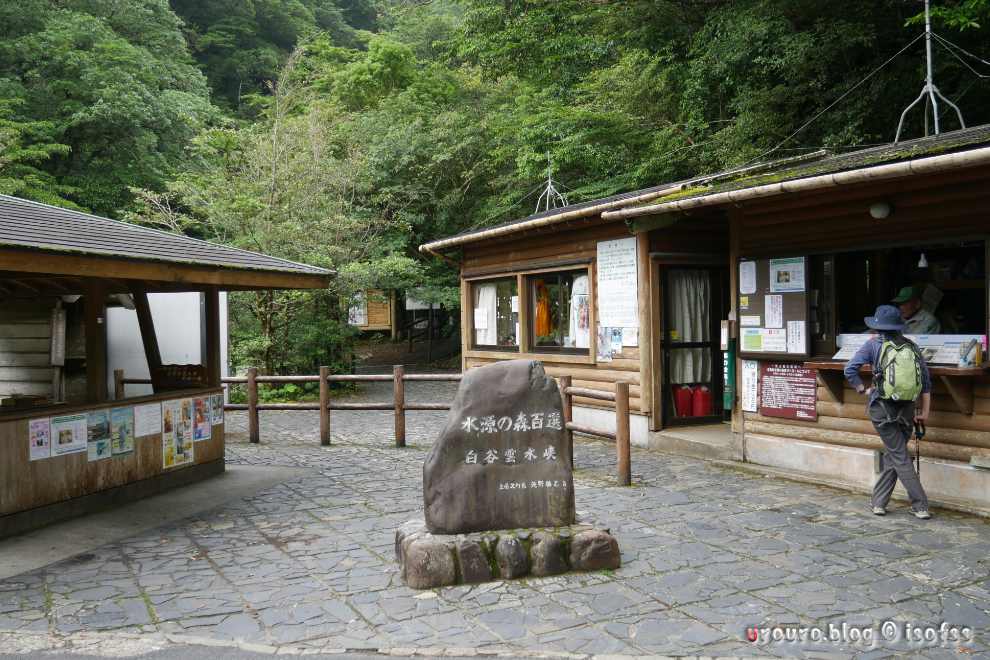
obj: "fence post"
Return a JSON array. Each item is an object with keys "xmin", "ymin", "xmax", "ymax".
[
  {"xmin": 319, "ymin": 365, "xmax": 331, "ymax": 446},
  {"xmin": 247, "ymin": 366, "xmax": 259, "ymax": 444},
  {"xmin": 113, "ymin": 369, "xmax": 125, "ymax": 400},
  {"xmin": 616, "ymin": 381, "xmax": 631, "ymax": 486},
  {"xmin": 559, "ymin": 375, "xmax": 573, "ymax": 469},
  {"xmin": 394, "ymin": 364, "xmax": 406, "ymax": 448}
]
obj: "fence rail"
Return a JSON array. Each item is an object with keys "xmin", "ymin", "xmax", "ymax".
[{"xmin": 115, "ymin": 367, "xmax": 633, "ymax": 485}]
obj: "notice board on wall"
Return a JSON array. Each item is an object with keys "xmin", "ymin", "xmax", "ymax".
[{"xmin": 738, "ymin": 257, "xmax": 809, "ymax": 359}]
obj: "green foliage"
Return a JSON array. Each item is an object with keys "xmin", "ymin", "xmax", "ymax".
[{"xmin": 0, "ymin": 0, "xmax": 216, "ymax": 215}]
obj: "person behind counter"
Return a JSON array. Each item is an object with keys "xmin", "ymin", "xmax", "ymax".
[
  {"xmin": 892, "ymin": 286, "xmax": 941, "ymax": 335},
  {"xmin": 844, "ymin": 304, "xmax": 932, "ymax": 519}
]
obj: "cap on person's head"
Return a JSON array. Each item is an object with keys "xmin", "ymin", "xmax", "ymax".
[
  {"xmin": 864, "ymin": 304, "xmax": 905, "ymax": 331},
  {"xmin": 891, "ymin": 285, "xmax": 918, "ymax": 304}
]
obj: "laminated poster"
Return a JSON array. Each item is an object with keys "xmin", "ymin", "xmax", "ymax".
[
  {"xmin": 765, "ymin": 295, "xmax": 783, "ymax": 329},
  {"xmin": 110, "ymin": 407, "xmax": 135, "ymax": 455},
  {"xmin": 740, "ymin": 315, "xmax": 761, "ymax": 327},
  {"xmin": 742, "ymin": 328, "xmax": 763, "ymax": 352},
  {"xmin": 162, "ymin": 400, "xmax": 195, "ymax": 469},
  {"xmin": 596, "ymin": 237, "xmax": 639, "ymax": 328},
  {"xmin": 29, "ymin": 418, "xmax": 51, "ymax": 461},
  {"xmin": 739, "ymin": 261, "xmax": 757, "ymax": 295},
  {"xmin": 51, "ymin": 413, "xmax": 87, "ymax": 455},
  {"xmin": 769, "ymin": 257, "xmax": 805, "ymax": 293},
  {"xmin": 596, "ymin": 325, "xmax": 613, "ymax": 362},
  {"xmin": 87, "ymin": 410, "xmax": 111, "ymax": 461},
  {"xmin": 622, "ymin": 326, "xmax": 638, "ymax": 347},
  {"xmin": 762, "ymin": 328, "xmax": 787, "ymax": 353},
  {"xmin": 787, "ymin": 321, "xmax": 806, "ymax": 354},
  {"xmin": 741, "ymin": 360, "xmax": 759, "ymax": 413},
  {"xmin": 134, "ymin": 402, "xmax": 163, "ymax": 438},
  {"xmin": 193, "ymin": 397, "xmax": 211, "ymax": 442},
  {"xmin": 210, "ymin": 393, "xmax": 224, "ymax": 426},
  {"xmin": 610, "ymin": 328, "xmax": 624, "ymax": 355}
]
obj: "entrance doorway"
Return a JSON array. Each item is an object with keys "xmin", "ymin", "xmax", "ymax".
[{"xmin": 660, "ymin": 266, "xmax": 729, "ymax": 426}]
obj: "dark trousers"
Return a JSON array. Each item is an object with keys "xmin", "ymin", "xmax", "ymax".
[{"xmin": 869, "ymin": 399, "xmax": 929, "ymax": 511}]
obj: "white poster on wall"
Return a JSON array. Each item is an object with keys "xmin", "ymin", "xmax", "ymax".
[
  {"xmin": 741, "ymin": 360, "xmax": 759, "ymax": 412},
  {"xmin": 134, "ymin": 402, "xmax": 163, "ymax": 437},
  {"xmin": 769, "ymin": 257, "xmax": 805, "ymax": 292},
  {"xmin": 787, "ymin": 321, "xmax": 806, "ymax": 354},
  {"xmin": 739, "ymin": 261, "xmax": 757, "ymax": 295},
  {"xmin": 765, "ymin": 295, "xmax": 783, "ymax": 329},
  {"xmin": 596, "ymin": 237, "xmax": 639, "ymax": 328}
]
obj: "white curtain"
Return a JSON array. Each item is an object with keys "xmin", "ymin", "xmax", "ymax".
[
  {"xmin": 567, "ymin": 274, "xmax": 590, "ymax": 349},
  {"xmin": 474, "ymin": 283, "xmax": 498, "ymax": 345},
  {"xmin": 669, "ymin": 270, "xmax": 711, "ymax": 384}
]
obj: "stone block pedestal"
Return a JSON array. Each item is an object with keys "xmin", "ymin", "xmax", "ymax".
[{"xmin": 395, "ymin": 519, "xmax": 620, "ymax": 589}]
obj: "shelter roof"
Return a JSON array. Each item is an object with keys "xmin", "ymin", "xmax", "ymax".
[
  {"xmin": 0, "ymin": 195, "xmax": 332, "ymax": 290},
  {"xmin": 421, "ymin": 124, "xmax": 990, "ymax": 253}
]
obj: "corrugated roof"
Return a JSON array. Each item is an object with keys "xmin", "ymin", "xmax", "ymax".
[
  {"xmin": 423, "ymin": 124, "xmax": 990, "ymax": 251},
  {"xmin": 0, "ymin": 195, "xmax": 332, "ymax": 277}
]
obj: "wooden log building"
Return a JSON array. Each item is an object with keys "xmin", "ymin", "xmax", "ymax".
[
  {"xmin": 421, "ymin": 125, "xmax": 990, "ymax": 514},
  {"xmin": 0, "ymin": 195, "xmax": 330, "ymax": 536}
]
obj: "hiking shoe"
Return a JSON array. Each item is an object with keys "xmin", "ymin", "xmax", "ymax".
[
  {"xmin": 872, "ymin": 506, "xmax": 886, "ymax": 516},
  {"xmin": 912, "ymin": 509, "xmax": 932, "ymax": 520}
]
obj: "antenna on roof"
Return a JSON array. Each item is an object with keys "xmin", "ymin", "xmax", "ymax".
[
  {"xmin": 894, "ymin": 0, "xmax": 966, "ymax": 142},
  {"xmin": 535, "ymin": 152, "xmax": 569, "ymax": 213}
]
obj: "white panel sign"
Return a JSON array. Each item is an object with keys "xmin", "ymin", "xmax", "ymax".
[
  {"xmin": 741, "ymin": 360, "xmax": 759, "ymax": 412},
  {"xmin": 134, "ymin": 403, "xmax": 163, "ymax": 437},
  {"xmin": 596, "ymin": 237, "xmax": 639, "ymax": 328}
]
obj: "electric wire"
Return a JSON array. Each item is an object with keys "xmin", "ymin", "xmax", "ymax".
[
  {"xmin": 740, "ymin": 32, "xmax": 926, "ymax": 168},
  {"xmin": 932, "ymin": 33, "xmax": 990, "ymax": 78}
]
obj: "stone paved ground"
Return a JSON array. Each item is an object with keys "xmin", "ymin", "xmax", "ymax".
[{"xmin": 2, "ymin": 379, "xmax": 990, "ymax": 658}]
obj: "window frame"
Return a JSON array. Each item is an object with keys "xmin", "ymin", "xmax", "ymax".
[
  {"xmin": 463, "ymin": 263, "xmax": 596, "ymax": 365},
  {"xmin": 526, "ymin": 268, "xmax": 592, "ymax": 356},
  {"xmin": 467, "ymin": 275, "xmax": 521, "ymax": 352}
]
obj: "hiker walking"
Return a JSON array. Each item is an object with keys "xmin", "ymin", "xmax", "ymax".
[{"xmin": 844, "ymin": 304, "xmax": 932, "ymax": 519}]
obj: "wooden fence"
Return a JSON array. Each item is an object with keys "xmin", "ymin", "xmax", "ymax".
[{"xmin": 115, "ymin": 367, "xmax": 633, "ymax": 484}]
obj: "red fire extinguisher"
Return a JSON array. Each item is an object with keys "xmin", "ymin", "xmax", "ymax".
[{"xmin": 692, "ymin": 385, "xmax": 712, "ymax": 417}]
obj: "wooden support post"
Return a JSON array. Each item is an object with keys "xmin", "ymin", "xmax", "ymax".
[
  {"xmin": 559, "ymin": 375, "xmax": 573, "ymax": 468},
  {"xmin": 114, "ymin": 369, "xmax": 125, "ymax": 400},
  {"xmin": 130, "ymin": 284, "xmax": 163, "ymax": 392},
  {"xmin": 247, "ymin": 366, "xmax": 259, "ymax": 444},
  {"xmin": 204, "ymin": 286, "xmax": 221, "ymax": 387},
  {"xmin": 636, "ymin": 232, "xmax": 653, "ymax": 417},
  {"xmin": 616, "ymin": 381, "xmax": 631, "ymax": 486},
  {"xmin": 394, "ymin": 364, "xmax": 406, "ymax": 447},
  {"xmin": 319, "ymin": 365, "xmax": 331, "ymax": 446},
  {"xmin": 84, "ymin": 279, "xmax": 107, "ymax": 403}
]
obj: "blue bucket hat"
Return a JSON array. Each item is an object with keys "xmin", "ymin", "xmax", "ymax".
[{"xmin": 864, "ymin": 304, "xmax": 904, "ymax": 331}]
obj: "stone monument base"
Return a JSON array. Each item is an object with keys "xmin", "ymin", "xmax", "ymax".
[{"xmin": 395, "ymin": 519, "xmax": 621, "ymax": 589}]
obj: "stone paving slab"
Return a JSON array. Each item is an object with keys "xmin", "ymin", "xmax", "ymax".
[{"xmin": 1, "ymin": 379, "xmax": 989, "ymax": 658}]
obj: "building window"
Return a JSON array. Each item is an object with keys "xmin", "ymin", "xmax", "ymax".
[
  {"xmin": 528, "ymin": 269, "xmax": 591, "ymax": 353},
  {"xmin": 472, "ymin": 278, "xmax": 518, "ymax": 349}
]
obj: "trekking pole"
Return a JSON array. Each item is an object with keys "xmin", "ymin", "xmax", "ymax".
[{"xmin": 913, "ymin": 420, "xmax": 926, "ymax": 476}]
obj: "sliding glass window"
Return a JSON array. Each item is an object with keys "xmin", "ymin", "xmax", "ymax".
[
  {"xmin": 528, "ymin": 269, "xmax": 591, "ymax": 354},
  {"xmin": 471, "ymin": 278, "xmax": 519, "ymax": 349}
]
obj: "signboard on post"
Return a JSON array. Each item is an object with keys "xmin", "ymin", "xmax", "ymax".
[{"xmin": 759, "ymin": 362, "xmax": 818, "ymax": 421}]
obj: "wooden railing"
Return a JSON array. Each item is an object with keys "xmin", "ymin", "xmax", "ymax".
[
  {"xmin": 559, "ymin": 375, "xmax": 632, "ymax": 486},
  {"xmin": 115, "ymin": 367, "xmax": 633, "ymax": 485}
]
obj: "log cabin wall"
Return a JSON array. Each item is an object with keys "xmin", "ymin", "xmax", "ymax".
[
  {"xmin": 462, "ymin": 221, "xmax": 644, "ymax": 415},
  {"xmin": 731, "ymin": 166, "xmax": 990, "ymax": 461},
  {"xmin": 460, "ymin": 216, "xmax": 730, "ymax": 424}
]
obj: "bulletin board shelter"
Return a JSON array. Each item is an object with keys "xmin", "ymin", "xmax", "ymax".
[
  {"xmin": 0, "ymin": 195, "xmax": 331, "ymax": 537},
  {"xmin": 422, "ymin": 124, "xmax": 990, "ymax": 515}
]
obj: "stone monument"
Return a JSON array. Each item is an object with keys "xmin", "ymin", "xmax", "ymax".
[{"xmin": 396, "ymin": 360, "xmax": 620, "ymax": 589}]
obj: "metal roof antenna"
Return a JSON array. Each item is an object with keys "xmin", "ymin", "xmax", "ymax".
[
  {"xmin": 535, "ymin": 152, "xmax": 569, "ymax": 213},
  {"xmin": 895, "ymin": 0, "xmax": 966, "ymax": 142}
]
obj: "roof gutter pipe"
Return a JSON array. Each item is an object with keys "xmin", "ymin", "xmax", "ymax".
[{"xmin": 602, "ymin": 146, "xmax": 990, "ymax": 221}]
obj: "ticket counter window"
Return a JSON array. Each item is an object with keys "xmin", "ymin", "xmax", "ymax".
[
  {"xmin": 811, "ymin": 241, "xmax": 986, "ymax": 357},
  {"xmin": 472, "ymin": 278, "xmax": 518, "ymax": 349},
  {"xmin": 528, "ymin": 270, "xmax": 590, "ymax": 353}
]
